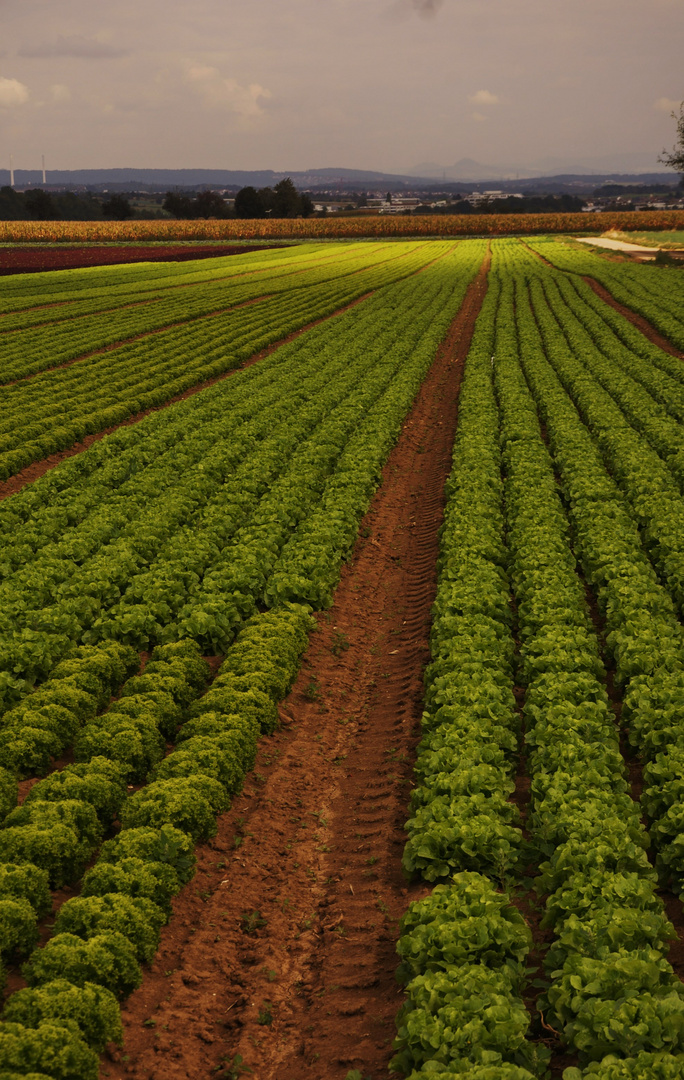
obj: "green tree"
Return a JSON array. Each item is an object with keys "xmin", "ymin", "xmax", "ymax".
[
  {"xmin": 234, "ymin": 179, "xmax": 311, "ymax": 218},
  {"xmin": 102, "ymin": 194, "xmax": 133, "ymax": 220},
  {"xmin": 162, "ymin": 191, "xmax": 194, "ymax": 218},
  {"xmin": 659, "ymin": 102, "xmax": 684, "ymax": 179},
  {"xmin": 234, "ymin": 186, "xmax": 265, "ymax": 218},
  {"xmin": 0, "ymin": 186, "xmax": 26, "ymax": 220},
  {"xmin": 24, "ymin": 189, "xmax": 59, "ymax": 220},
  {"xmin": 193, "ymin": 190, "xmax": 230, "ymax": 219},
  {"xmin": 273, "ymin": 177, "xmax": 301, "ymax": 217}
]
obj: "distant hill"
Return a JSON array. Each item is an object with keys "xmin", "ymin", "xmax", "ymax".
[
  {"xmin": 0, "ymin": 165, "xmax": 678, "ymax": 194},
  {"xmin": 0, "ymin": 167, "xmax": 427, "ymax": 192}
]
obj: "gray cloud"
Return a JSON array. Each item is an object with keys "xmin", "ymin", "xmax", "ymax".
[
  {"xmin": 412, "ymin": 0, "xmax": 444, "ymax": 16},
  {"xmin": 1, "ymin": 0, "xmax": 681, "ymax": 175},
  {"xmin": 19, "ymin": 34, "xmax": 128, "ymax": 59}
]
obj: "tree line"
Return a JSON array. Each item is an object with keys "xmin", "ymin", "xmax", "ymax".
[
  {"xmin": 0, "ymin": 177, "xmax": 313, "ymax": 222},
  {"xmin": 162, "ymin": 178, "xmax": 313, "ymax": 219},
  {"xmin": 0, "ymin": 188, "xmax": 136, "ymax": 221}
]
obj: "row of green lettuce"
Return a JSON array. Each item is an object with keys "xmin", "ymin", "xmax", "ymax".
[
  {"xmin": 528, "ymin": 237, "xmax": 684, "ymax": 352},
  {"xmin": 0, "ymin": 242, "xmax": 449, "ymax": 478},
  {"xmin": 513, "ymin": 247, "xmax": 684, "ymax": 631},
  {"xmin": 0, "ymin": 239, "xmax": 486, "ymax": 715},
  {"xmin": 0, "ymin": 240, "xmax": 307, "ymax": 314},
  {"xmin": 496, "ymin": 254, "xmax": 684, "ymax": 1076},
  {"xmin": 0, "ymin": 241, "xmax": 356, "ymax": 332},
  {"xmin": 0, "ymin": 606, "xmax": 310, "ymax": 1079},
  {"xmin": 0, "ymin": 241, "xmax": 428, "ymax": 382},
  {"xmin": 392, "ymin": 242, "xmax": 684, "ymax": 1080},
  {"xmin": 505, "ymin": 239, "xmax": 684, "ymax": 1076},
  {"xmin": 513, "ymin": 244, "xmax": 684, "ymax": 889},
  {"xmin": 391, "ymin": 265, "xmax": 546, "ymax": 1079},
  {"xmin": 509, "ymin": 245, "xmax": 684, "ymax": 928}
]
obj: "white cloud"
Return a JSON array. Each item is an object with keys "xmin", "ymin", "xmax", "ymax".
[
  {"xmin": 654, "ymin": 96, "xmax": 682, "ymax": 113},
  {"xmin": 468, "ymin": 89, "xmax": 500, "ymax": 106},
  {"xmin": 471, "ymin": 111, "xmax": 488, "ymax": 122},
  {"xmin": 50, "ymin": 84, "xmax": 71, "ymax": 102},
  {"xmin": 183, "ymin": 63, "xmax": 271, "ymax": 123},
  {"xmin": 19, "ymin": 35, "xmax": 128, "ymax": 59},
  {"xmin": 0, "ymin": 76, "xmax": 29, "ymax": 107}
]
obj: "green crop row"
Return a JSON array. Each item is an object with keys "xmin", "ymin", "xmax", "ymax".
[
  {"xmin": 527, "ymin": 238, "xmax": 684, "ymax": 353},
  {"xmin": 0, "ymin": 242, "xmax": 349, "ymax": 328},
  {"xmin": 393, "ymin": 239, "xmax": 684, "ymax": 1080},
  {"xmin": 0, "ymin": 607, "xmax": 310, "ymax": 1079},
  {"xmin": 0, "ymin": 242, "xmax": 487, "ymax": 1073},
  {"xmin": 497, "ymin": 238, "xmax": 684, "ymax": 1077},
  {"xmin": 515, "ymin": 269, "xmax": 684, "ymax": 634},
  {"xmin": 391, "ymin": 268, "xmax": 545, "ymax": 1078},
  {"xmin": 0, "ymin": 241, "xmax": 432, "ymax": 382},
  {"xmin": 494, "ymin": 254, "xmax": 684, "ymax": 1073},
  {"xmin": 0, "ymin": 242, "xmax": 449, "ymax": 478},
  {"xmin": 511, "ymin": 251, "xmax": 684, "ymax": 888},
  {"xmin": 545, "ymin": 272, "xmax": 684, "ymax": 421},
  {"xmin": 0, "ymin": 241, "xmax": 335, "ymax": 316},
  {"xmin": 0, "ymin": 240, "xmax": 486, "ymax": 712},
  {"xmin": 532, "ymin": 272, "xmax": 684, "ymax": 464}
]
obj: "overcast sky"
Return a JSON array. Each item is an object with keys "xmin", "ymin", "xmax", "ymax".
[{"xmin": 0, "ymin": 0, "xmax": 682, "ymax": 175}]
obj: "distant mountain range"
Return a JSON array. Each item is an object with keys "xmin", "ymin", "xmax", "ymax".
[
  {"xmin": 0, "ymin": 161, "xmax": 677, "ymax": 193},
  {"xmin": 407, "ymin": 151, "xmax": 668, "ymax": 180}
]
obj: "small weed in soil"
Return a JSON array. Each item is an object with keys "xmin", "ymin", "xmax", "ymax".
[
  {"xmin": 304, "ymin": 677, "xmax": 321, "ymax": 701},
  {"xmin": 240, "ymin": 910, "xmax": 267, "ymax": 935},
  {"xmin": 331, "ymin": 629, "xmax": 350, "ymax": 656},
  {"xmin": 257, "ymin": 1002, "xmax": 274, "ymax": 1025},
  {"xmin": 214, "ymin": 1054, "xmax": 253, "ymax": 1078}
]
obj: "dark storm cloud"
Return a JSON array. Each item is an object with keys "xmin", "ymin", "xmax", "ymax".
[{"xmin": 19, "ymin": 34, "xmax": 128, "ymax": 59}]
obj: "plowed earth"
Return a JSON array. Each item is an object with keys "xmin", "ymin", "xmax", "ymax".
[
  {"xmin": 99, "ymin": 255, "xmax": 490, "ymax": 1080},
  {"xmin": 0, "ymin": 244, "xmax": 287, "ymax": 274}
]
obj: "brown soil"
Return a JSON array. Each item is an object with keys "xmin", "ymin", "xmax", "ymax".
[
  {"xmin": 582, "ymin": 276, "xmax": 684, "ymax": 360},
  {"xmin": 0, "ymin": 292, "xmax": 373, "ymax": 504},
  {"xmin": 99, "ymin": 255, "xmax": 490, "ymax": 1080}
]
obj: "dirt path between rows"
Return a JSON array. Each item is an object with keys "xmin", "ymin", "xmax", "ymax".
[
  {"xmin": 100, "ymin": 254, "xmax": 490, "ymax": 1080},
  {"xmin": 0, "ymin": 292, "xmax": 373, "ymax": 504},
  {"xmin": 582, "ymin": 276, "xmax": 684, "ymax": 360}
]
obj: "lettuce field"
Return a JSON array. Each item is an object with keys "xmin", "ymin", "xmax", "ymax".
[{"xmin": 0, "ymin": 235, "xmax": 683, "ymax": 1080}]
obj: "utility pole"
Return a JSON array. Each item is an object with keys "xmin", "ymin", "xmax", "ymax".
[
  {"xmin": 9, "ymin": 154, "xmax": 14, "ymax": 188},
  {"xmin": 42, "ymin": 155, "xmax": 46, "ymax": 185}
]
